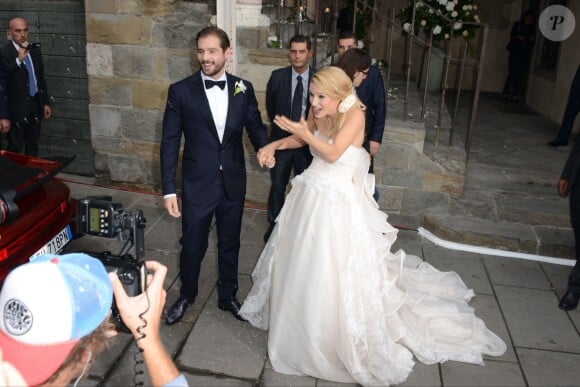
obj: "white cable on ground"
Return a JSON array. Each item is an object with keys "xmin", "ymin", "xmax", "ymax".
[{"xmin": 417, "ymin": 227, "xmax": 575, "ymax": 267}]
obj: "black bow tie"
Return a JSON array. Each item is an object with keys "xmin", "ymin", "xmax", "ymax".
[{"xmin": 204, "ymin": 79, "xmax": 226, "ymax": 90}]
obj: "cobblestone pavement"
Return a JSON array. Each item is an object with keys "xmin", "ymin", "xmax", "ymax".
[{"xmin": 60, "ymin": 179, "xmax": 578, "ymax": 387}]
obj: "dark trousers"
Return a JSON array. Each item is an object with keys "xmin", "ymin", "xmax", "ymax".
[
  {"xmin": 179, "ymin": 174, "xmax": 244, "ymax": 302},
  {"xmin": 568, "ymin": 187, "xmax": 580, "ymax": 294},
  {"xmin": 267, "ymin": 147, "xmax": 312, "ymax": 225},
  {"xmin": 502, "ymin": 54, "xmax": 529, "ymax": 99},
  {"xmin": 554, "ymin": 66, "xmax": 580, "ymax": 143},
  {"xmin": 8, "ymin": 95, "xmax": 42, "ymax": 156}
]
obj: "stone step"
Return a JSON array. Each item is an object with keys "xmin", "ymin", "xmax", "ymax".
[{"xmin": 423, "ymin": 214, "xmax": 575, "ymax": 259}]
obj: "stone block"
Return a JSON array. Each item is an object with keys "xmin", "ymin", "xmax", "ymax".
[
  {"xmin": 483, "ymin": 256, "xmax": 552, "ymax": 290},
  {"xmin": 88, "ymin": 77, "xmax": 132, "ymax": 106},
  {"xmin": 131, "ymin": 79, "xmax": 171, "ymax": 110},
  {"xmin": 112, "ymin": 45, "xmax": 156, "ymax": 80},
  {"xmin": 120, "ymin": 108, "xmax": 163, "ymax": 142},
  {"xmin": 151, "ymin": 22, "xmax": 201, "ymax": 50},
  {"xmin": 375, "ymin": 142, "xmax": 411, "ymax": 170},
  {"xmin": 381, "ymin": 169, "xmax": 422, "ymax": 189},
  {"xmin": 91, "ymin": 135, "xmax": 123, "ymax": 153},
  {"xmin": 448, "ymin": 190, "xmax": 497, "ymax": 220},
  {"xmin": 156, "ymin": 50, "xmax": 197, "ymax": 82},
  {"xmin": 423, "ymin": 214, "xmax": 537, "ymax": 253},
  {"xmin": 262, "ymin": 369, "xmax": 316, "ymax": 386},
  {"xmin": 495, "ymin": 285, "xmax": 580, "ymax": 352},
  {"xmin": 534, "ymin": 226, "xmax": 575, "ymax": 259},
  {"xmin": 518, "ymin": 348, "xmax": 580, "ymax": 387},
  {"xmin": 237, "ymin": 28, "xmax": 270, "ymax": 50},
  {"xmin": 401, "ymin": 189, "xmax": 449, "ymax": 217},
  {"xmin": 183, "ymin": 374, "xmax": 251, "ymax": 387},
  {"xmin": 495, "ymin": 195, "xmax": 570, "ymax": 227},
  {"xmin": 106, "ymin": 154, "xmax": 147, "ymax": 183},
  {"xmin": 238, "ymin": 64, "xmax": 281, "ymax": 92},
  {"xmin": 84, "ymin": 0, "xmax": 117, "ymax": 13},
  {"xmin": 398, "ymin": 362, "xmax": 440, "ymax": 387},
  {"xmin": 421, "ymin": 172, "xmax": 464, "ymax": 198},
  {"xmin": 409, "ymin": 149, "xmax": 444, "ymax": 173},
  {"xmin": 87, "ymin": 43, "xmax": 113, "ymax": 77},
  {"xmin": 247, "ymin": 48, "xmax": 291, "ymax": 67},
  {"xmin": 86, "ymin": 14, "xmax": 150, "ymax": 45},
  {"xmin": 384, "ymin": 118, "xmax": 425, "ymax": 152},
  {"xmin": 255, "ymin": 91, "xmax": 269, "ymax": 123},
  {"xmin": 377, "ymin": 185, "xmax": 403, "ymax": 213},
  {"xmin": 441, "ymin": 361, "xmax": 524, "ymax": 387},
  {"xmin": 178, "ymin": 279, "xmax": 267, "ymax": 380},
  {"xmin": 386, "ymin": 213, "xmax": 423, "ymax": 229},
  {"xmin": 246, "ymin": 170, "xmax": 270, "ymax": 205},
  {"xmin": 89, "ymin": 104, "xmax": 121, "ymax": 137}
]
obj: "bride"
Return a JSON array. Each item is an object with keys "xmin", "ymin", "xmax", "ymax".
[{"xmin": 241, "ymin": 66, "xmax": 506, "ymax": 386}]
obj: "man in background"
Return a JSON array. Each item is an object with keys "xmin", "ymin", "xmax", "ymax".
[
  {"xmin": 0, "ymin": 17, "xmax": 51, "ymax": 156},
  {"xmin": 0, "ymin": 58, "xmax": 10, "ymax": 145},
  {"xmin": 264, "ymin": 34, "xmax": 313, "ymax": 242}
]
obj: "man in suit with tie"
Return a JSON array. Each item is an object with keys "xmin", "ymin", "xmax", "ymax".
[
  {"xmin": 0, "ymin": 17, "xmax": 51, "ymax": 156},
  {"xmin": 263, "ymin": 34, "xmax": 313, "ymax": 243},
  {"xmin": 161, "ymin": 26, "xmax": 271, "ymax": 324}
]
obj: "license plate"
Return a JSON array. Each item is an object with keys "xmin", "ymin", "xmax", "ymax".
[{"xmin": 30, "ymin": 225, "xmax": 72, "ymax": 258}]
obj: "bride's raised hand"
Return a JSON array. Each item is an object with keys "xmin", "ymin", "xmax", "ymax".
[{"xmin": 273, "ymin": 115, "xmax": 309, "ymax": 139}]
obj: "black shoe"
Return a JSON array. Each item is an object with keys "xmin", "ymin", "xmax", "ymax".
[
  {"xmin": 263, "ymin": 224, "xmax": 275, "ymax": 244},
  {"xmin": 559, "ymin": 291, "xmax": 580, "ymax": 311},
  {"xmin": 548, "ymin": 139, "xmax": 568, "ymax": 147},
  {"xmin": 218, "ymin": 297, "xmax": 247, "ymax": 321},
  {"xmin": 166, "ymin": 296, "xmax": 194, "ymax": 325}
]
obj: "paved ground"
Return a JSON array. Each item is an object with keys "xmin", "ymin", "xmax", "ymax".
[{"xmin": 59, "ymin": 177, "xmax": 578, "ymax": 387}]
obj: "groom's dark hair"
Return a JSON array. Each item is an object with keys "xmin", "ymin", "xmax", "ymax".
[{"xmin": 196, "ymin": 26, "xmax": 231, "ymax": 51}]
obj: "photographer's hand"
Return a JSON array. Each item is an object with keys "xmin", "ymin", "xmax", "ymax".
[
  {"xmin": 164, "ymin": 196, "xmax": 181, "ymax": 218},
  {"xmin": 110, "ymin": 261, "xmax": 180, "ymax": 386}
]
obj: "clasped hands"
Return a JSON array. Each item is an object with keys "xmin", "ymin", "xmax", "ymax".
[{"xmin": 258, "ymin": 115, "xmax": 309, "ymax": 169}]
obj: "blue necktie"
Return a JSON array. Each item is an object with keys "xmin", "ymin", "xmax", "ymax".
[{"xmin": 23, "ymin": 55, "xmax": 38, "ymax": 96}]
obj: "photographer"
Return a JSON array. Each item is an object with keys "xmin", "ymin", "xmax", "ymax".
[{"xmin": 0, "ymin": 254, "xmax": 186, "ymax": 386}]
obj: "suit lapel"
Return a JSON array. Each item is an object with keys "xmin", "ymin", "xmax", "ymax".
[
  {"xmin": 190, "ymin": 72, "xmax": 220, "ymax": 143},
  {"xmin": 222, "ymin": 73, "xmax": 236, "ymax": 144},
  {"xmin": 284, "ymin": 67, "xmax": 293, "ymax": 114}
]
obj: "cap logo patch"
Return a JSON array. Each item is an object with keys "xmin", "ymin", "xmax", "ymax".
[{"xmin": 4, "ymin": 299, "xmax": 33, "ymax": 336}]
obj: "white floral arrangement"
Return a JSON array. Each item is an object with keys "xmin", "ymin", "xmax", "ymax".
[
  {"xmin": 399, "ymin": 0, "xmax": 480, "ymax": 43},
  {"xmin": 267, "ymin": 36, "xmax": 282, "ymax": 49},
  {"xmin": 234, "ymin": 80, "xmax": 247, "ymax": 96}
]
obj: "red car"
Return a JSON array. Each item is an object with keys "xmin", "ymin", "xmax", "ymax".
[{"xmin": 0, "ymin": 150, "xmax": 76, "ymax": 280}]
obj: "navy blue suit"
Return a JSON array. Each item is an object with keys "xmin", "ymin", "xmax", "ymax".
[
  {"xmin": 356, "ymin": 65, "xmax": 386, "ymax": 172},
  {"xmin": 0, "ymin": 42, "xmax": 50, "ymax": 156},
  {"xmin": 266, "ymin": 66, "xmax": 313, "ymax": 227},
  {"xmin": 161, "ymin": 71, "xmax": 269, "ymax": 301}
]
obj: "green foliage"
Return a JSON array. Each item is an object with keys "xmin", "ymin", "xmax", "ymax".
[{"xmin": 355, "ymin": 0, "xmax": 376, "ymax": 41}]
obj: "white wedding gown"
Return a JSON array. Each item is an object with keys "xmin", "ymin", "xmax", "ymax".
[{"xmin": 240, "ymin": 133, "xmax": 506, "ymax": 386}]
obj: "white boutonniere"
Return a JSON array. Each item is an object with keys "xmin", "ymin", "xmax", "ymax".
[{"xmin": 234, "ymin": 80, "xmax": 247, "ymax": 96}]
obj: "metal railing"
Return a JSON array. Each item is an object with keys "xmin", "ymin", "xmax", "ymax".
[{"xmin": 300, "ymin": 0, "xmax": 488, "ymax": 161}]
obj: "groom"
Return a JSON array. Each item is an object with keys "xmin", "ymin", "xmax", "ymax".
[{"xmin": 161, "ymin": 26, "xmax": 270, "ymax": 324}]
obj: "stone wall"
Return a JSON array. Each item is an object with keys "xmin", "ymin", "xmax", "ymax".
[{"xmin": 85, "ymin": 0, "xmax": 212, "ymax": 189}]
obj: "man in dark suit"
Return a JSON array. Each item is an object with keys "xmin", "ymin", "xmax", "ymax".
[
  {"xmin": 0, "ymin": 58, "xmax": 10, "ymax": 139},
  {"xmin": 548, "ymin": 65, "xmax": 580, "ymax": 147},
  {"xmin": 0, "ymin": 17, "xmax": 51, "ymax": 156},
  {"xmin": 335, "ymin": 31, "xmax": 386, "ymax": 194},
  {"xmin": 161, "ymin": 26, "xmax": 270, "ymax": 324},
  {"xmin": 558, "ymin": 139, "xmax": 580, "ymax": 310},
  {"xmin": 263, "ymin": 34, "xmax": 313, "ymax": 243}
]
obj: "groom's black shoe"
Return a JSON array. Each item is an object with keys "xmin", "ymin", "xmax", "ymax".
[
  {"xmin": 166, "ymin": 295, "xmax": 195, "ymax": 325},
  {"xmin": 559, "ymin": 291, "xmax": 580, "ymax": 311},
  {"xmin": 218, "ymin": 297, "xmax": 247, "ymax": 321}
]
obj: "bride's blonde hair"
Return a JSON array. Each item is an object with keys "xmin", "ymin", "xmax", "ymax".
[{"xmin": 311, "ymin": 66, "xmax": 365, "ymax": 138}]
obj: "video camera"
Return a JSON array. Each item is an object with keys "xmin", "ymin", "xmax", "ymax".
[{"xmin": 77, "ymin": 196, "xmax": 147, "ymax": 332}]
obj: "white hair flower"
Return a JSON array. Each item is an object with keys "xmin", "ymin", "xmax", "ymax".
[{"xmin": 338, "ymin": 94, "xmax": 356, "ymax": 113}]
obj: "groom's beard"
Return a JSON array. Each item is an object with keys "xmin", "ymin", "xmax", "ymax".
[{"xmin": 200, "ymin": 59, "xmax": 226, "ymax": 77}]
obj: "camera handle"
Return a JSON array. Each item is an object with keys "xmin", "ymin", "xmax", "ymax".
[{"xmin": 118, "ymin": 209, "xmax": 146, "ymax": 259}]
